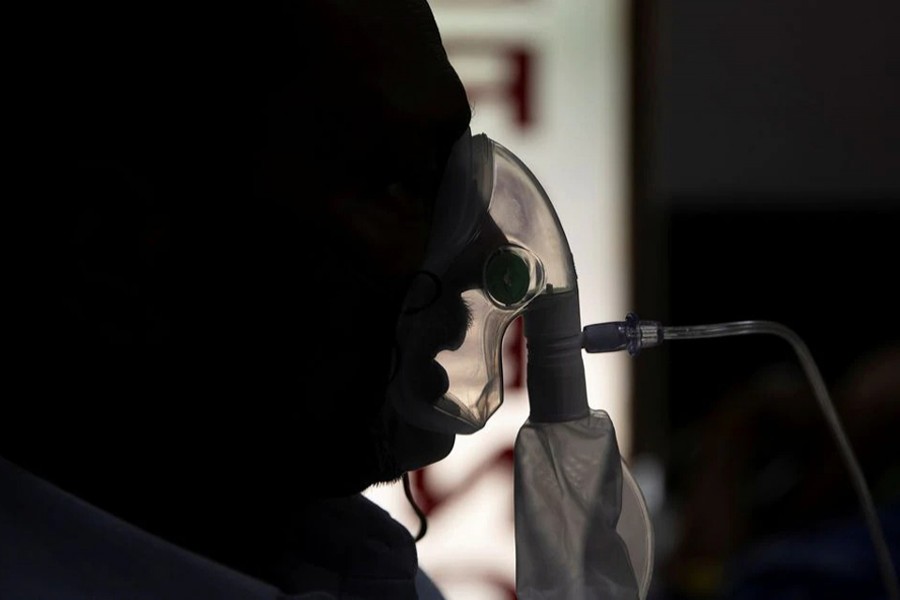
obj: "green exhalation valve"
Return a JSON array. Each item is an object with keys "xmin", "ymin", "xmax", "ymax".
[{"xmin": 485, "ymin": 247, "xmax": 530, "ymax": 306}]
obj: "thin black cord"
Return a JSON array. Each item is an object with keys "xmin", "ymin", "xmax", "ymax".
[{"xmin": 402, "ymin": 472, "xmax": 428, "ymax": 542}]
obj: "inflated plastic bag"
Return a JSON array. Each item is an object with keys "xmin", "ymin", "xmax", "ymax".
[{"xmin": 514, "ymin": 410, "xmax": 652, "ymax": 600}]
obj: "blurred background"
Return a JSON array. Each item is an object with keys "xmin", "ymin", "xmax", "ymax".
[{"xmin": 367, "ymin": 0, "xmax": 900, "ymax": 599}]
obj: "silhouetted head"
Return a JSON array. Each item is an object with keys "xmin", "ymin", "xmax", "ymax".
[{"xmin": 7, "ymin": 0, "xmax": 471, "ymax": 558}]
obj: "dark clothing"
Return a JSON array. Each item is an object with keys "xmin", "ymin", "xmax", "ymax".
[{"xmin": 0, "ymin": 456, "xmax": 444, "ymax": 599}]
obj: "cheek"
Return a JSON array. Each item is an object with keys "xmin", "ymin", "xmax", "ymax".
[
  {"xmin": 324, "ymin": 186, "xmax": 432, "ymax": 278},
  {"xmin": 289, "ymin": 422, "xmax": 385, "ymax": 496}
]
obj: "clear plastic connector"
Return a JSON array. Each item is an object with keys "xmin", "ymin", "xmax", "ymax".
[{"xmin": 581, "ymin": 314, "xmax": 900, "ymax": 600}]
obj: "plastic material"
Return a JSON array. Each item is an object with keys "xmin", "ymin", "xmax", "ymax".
[
  {"xmin": 390, "ymin": 129, "xmax": 579, "ymax": 434},
  {"xmin": 514, "ymin": 410, "xmax": 651, "ymax": 599},
  {"xmin": 582, "ymin": 313, "xmax": 662, "ymax": 356},
  {"xmin": 390, "ymin": 129, "xmax": 653, "ymax": 599},
  {"xmin": 524, "ymin": 291, "xmax": 590, "ymax": 423},
  {"xmin": 619, "ymin": 458, "xmax": 654, "ymax": 598},
  {"xmin": 660, "ymin": 320, "xmax": 899, "ymax": 600}
]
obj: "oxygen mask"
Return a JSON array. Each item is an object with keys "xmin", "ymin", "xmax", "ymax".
[{"xmin": 389, "ymin": 128, "xmax": 653, "ymax": 599}]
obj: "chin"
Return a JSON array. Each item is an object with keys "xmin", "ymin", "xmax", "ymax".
[
  {"xmin": 368, "ymin": 403, "xmax": 456, "ymax": 482},
  {"xmin": 390, "ymin": 418, "xmax": 456, "ymax": 474}
]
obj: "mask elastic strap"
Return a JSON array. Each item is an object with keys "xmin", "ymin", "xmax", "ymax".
[{"xmin": 402, "ymin": 471, "xmax": 428, "ymax": 542}]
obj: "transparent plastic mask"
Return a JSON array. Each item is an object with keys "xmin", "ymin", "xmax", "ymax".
[{"xmin": 389, "ymin": 130, "xmax": 577, "ymax": 435}]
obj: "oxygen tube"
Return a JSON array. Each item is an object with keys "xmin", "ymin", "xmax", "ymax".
[
  {"xmin": 390, "ymin": 128, "xmax": 897, "ymax": 599},
  {"xmin": 390, "ymin": 128, "xmax": 653, "ymax": 598},
  {"xmin": 517, "ymin": 290, "xmax": 652, "ymax": 600},
  {"xmin": 501, "ymin": 150, "xmax": 653, "ymax": 600},
  {"xmin": 584, "ymin": 316, "xmax": 900, "ymax": 600}
]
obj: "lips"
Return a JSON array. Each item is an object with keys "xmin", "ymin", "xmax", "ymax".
[
  {"xmin": 391, "ymin": 276, "xmax": 473, "ymax": 433},
  {"xmin": 397, "ymin": 295, "xmax": 467, "ymax": 394}
]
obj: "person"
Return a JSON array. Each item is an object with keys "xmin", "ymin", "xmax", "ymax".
[{"xmin": 3, "ymin": 2, "xmax": 472, "ymax": 598}]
